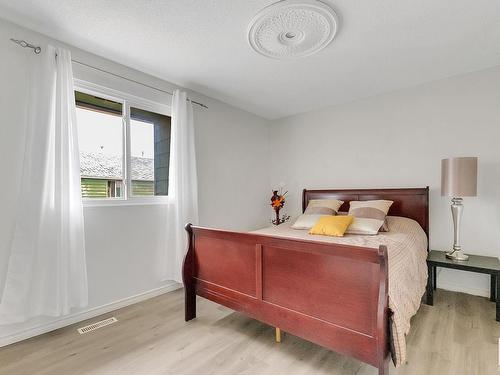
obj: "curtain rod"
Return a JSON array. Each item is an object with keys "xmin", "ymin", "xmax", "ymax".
[{"xmin": 9, "ymin": 38, "xmax": 208, "ymax": 109}]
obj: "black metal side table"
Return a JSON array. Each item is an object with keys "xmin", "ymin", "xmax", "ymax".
[{"xmin": 426, "ymin": 250, "xmax": 500, "ymax": 321}]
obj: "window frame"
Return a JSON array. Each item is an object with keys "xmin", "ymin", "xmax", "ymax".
[{"xmin": 75, "ymin": 79, "xmax": 172, "ymax": 207}]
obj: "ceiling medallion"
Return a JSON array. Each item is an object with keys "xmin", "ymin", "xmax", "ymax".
[{"xmin": 248, "ymin": 0, "xmax": 339, "ymax": 59}]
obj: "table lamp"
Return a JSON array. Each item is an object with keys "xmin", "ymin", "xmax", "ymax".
[{"xmin": 441, "ymin": 157, "xmax": 478, "ymax": 261}]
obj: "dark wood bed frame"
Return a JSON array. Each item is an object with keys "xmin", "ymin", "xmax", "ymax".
[{"xmin": 183, "ymin": 187, "xmax": 429, "ymax": 375}]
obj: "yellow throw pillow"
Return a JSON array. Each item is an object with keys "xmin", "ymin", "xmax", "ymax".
[{"xmin": 309, "ymin": 215, "xmax": 354, "ymax": 237}]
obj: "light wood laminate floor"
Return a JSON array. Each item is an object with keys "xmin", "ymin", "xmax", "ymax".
[{"xmin": 1, "ymin": 289, "xmax": 499, "ymax": 375}]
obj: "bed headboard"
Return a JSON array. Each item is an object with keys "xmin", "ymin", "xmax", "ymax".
[{"xmin": 302, "ymin": 187, "xmax": 429, "ymax": 239}]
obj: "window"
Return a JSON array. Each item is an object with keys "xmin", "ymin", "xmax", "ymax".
[
  {"xmin": 76, "ymin": 92, "xmax": 124, "ymax": 199},
  {"xmin": 130, "ymin": 107, "xmax": 171, "ymax": 196},
  {"xmin": 75, "ymin": 87, "xmax": 171, "ymax": 203}
]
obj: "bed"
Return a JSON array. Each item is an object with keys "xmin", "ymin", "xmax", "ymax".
[{"xmin": 182, "ymin": 187, "xmax": 429, "ymax": 375}]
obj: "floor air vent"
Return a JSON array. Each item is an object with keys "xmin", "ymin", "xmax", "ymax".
[{"xmin": 77, "ymin": 317, "xmax": 118, "ymax": 334}]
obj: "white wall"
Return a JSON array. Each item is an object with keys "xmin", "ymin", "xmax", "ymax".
[
  {"xmin": 0, "ymin": 18, "xmax": 269, "ymax": 345},
  {"xmin": 269, "ymin": 66, "xmax": 500, "ymax": 297}
]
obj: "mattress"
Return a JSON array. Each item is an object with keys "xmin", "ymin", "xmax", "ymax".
[{"xmin": 252, "ymin": 216, "xmax": 428, "ymax": 366}]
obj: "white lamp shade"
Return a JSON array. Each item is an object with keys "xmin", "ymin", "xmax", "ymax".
[{"xmin": 441, "ymin": 157, "xmax": 478, "ymax": 197}]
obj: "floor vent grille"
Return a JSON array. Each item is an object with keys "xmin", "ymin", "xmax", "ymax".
[{"xmin": 77, "ymin": 317, "xmax": 118, "ymax": 334}]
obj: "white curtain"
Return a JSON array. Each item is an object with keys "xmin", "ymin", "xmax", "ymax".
[
  {"xmin": 0, "ymin": 46, "xmax": 88, "ymax": 324},
  {"xmin": 165, "ymin": 90, "xmax": 199, "ymax": 283}
]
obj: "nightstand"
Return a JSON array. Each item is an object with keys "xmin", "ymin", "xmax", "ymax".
[{"xmin": 426, "ymin": 250, "xmax": 500, "ymax": 321}]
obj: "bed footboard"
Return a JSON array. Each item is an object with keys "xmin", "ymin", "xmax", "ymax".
[{"xmin": 182, "ymin": 224, "xmax": 389, "ymax": 375}]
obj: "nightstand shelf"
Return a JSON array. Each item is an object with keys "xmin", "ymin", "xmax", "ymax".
[{"xmin": 426, "ymin": 250, "xmax": 500, "ymax": 321}]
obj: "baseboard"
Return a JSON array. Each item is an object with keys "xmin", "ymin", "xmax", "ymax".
[
  {"xmin": 0, "ymin": 282, "xmax": 182, "ymax": 347},
  {"xmin": 437, "ymin": 282, "xmax": 490, "ymax": 298}
]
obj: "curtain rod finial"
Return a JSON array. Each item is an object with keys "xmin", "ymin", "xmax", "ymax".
[{"xmin": 10, "ymin": 38, "xmax": 42, "ymax": 54}]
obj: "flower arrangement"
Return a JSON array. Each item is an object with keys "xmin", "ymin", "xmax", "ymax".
[{"xmin": 270, "ymin": 188, "xmax": 290, "ymax": 225}]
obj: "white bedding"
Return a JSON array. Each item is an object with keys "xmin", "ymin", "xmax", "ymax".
[{"xmin": 252, "ymin": 216, "xmax": 428, "ymax": 366}]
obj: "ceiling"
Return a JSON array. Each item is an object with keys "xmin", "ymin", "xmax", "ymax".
[{"xmin": 1, "ymin": 0, "xmax": 500, "ymax": 119}]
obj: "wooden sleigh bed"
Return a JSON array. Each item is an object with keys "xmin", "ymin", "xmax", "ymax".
[{"xmin": 182, "ymin": 188, "xmax": 429, "ymax": 375}]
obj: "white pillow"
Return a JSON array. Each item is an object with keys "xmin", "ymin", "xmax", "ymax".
[
  {"xmin": 345, "ymin": 218, "xmax": 385, "ymax": 235},
  {"xmin": 346, "ymin": 200, "xmax": 393, "ymax": 235},
  {"xmin": 291, "ymin": 214, "xmax": 323, "ymax": 229},
  {"xmin": 305, "ymin": 199, "xmax": 344, "ymax": 214},
  {"xmin": 291, "ymin": 199, "xmax": 344, "ymax": 230}
]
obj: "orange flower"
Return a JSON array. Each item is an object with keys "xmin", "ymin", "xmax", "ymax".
[{"xmin": 272, "ymin": 196, "xmax": 284, "ymax": 208}]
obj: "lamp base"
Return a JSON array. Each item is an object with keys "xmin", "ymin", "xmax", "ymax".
[{"xmin": 446, "ymin": 249, "xmax": 469, "ymax": 261}]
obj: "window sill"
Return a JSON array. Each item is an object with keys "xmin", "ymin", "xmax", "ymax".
[{"xmin": 83, "ymin": 197, "xmax": 170, "ymax": 207}]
